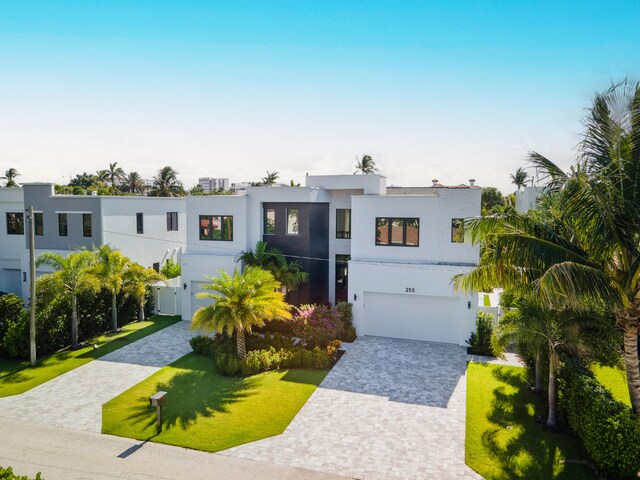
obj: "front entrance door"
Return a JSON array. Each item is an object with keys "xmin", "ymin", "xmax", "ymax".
[{"xmin": 335, "ymin": 254, "xmax": 350, "ymax": 304}]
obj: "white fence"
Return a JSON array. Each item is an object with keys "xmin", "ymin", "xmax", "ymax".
[{"xmin": 153, "ymin": 278, "xmax": 182, "ymax": 316}]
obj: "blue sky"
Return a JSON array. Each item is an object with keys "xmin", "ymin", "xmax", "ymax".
[{"xmin": 1, "ymin": 1, "xmax": 639, "ymax": 192}]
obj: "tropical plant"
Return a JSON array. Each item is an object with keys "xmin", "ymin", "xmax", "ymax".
[
  {"xmin": 510, "ymin": 167, "xmax": 529, "ymax": 191},
  {"xmin": 160, "ymin": 258, "xmax": 181, "ymax": 279},
  {"xmin": 108, "ymin": 162, "xmax": 126, "ymax": 188},
  {"xmin": 261, "ymin": 171, "xmax": 279, "ymax": 186},
  {"xmin": 95, "ymin": 170, "xmax": 109, "ymax": 183},
  {"xmin": 354, "ymin": 154, "xmax": 377, "ymax": 174},
  {"xmin": 237, "ymin": 241, "xmax": 308, "ymax": 294},
  {"xmin": 124, "ymin": 171, "xmax": 146, "ymax": 194},
  {"xmin": 3, "ymin": 168, "xmax": 20, "ymax": 188},
  {"xmin": 480, "ymin": 187, "xmax": 504, "ymax": 215},
  {"xmin": 35, "ymin": 250, "xmax": 100, "ymax": 349},
  {"xmin": 94, "ymin": 245, "xmax": 131, "ymax": 332},
  {"xmin": 69, "ymin": 172, "xmax": 97, "ymax": 188},
  {"xmin": 123, "ymin": 264, "xmax": 166, "ymax": 321},
  {"xmin": 191, "ymin": 267, "xmax": 292, "ymax": 359},
  {"xmin": 150, "ymin": 166, "xmax": 183, "ymax": 197}
]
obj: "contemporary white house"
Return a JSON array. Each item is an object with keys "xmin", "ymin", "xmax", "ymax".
[{"xmin": 0, "ymin": 188, "xmax": 25, "ymax": 296}]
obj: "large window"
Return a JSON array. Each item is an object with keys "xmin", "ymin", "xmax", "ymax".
[
  {"xmin": 200, "ymin": 215, "xmax": 233, "ymax": 241},
  {"xmin": 166, "ymin": 212, "xmax": 178, "ymax": 231},
  {"xmin": 376, "ymin": 217, "xmax": 419, "ymax": 247},
  {"xmin": 6, "ymin": 213, "xmax": 24, "ymax": 235},
  {"xmin": 336, "ymin": 209, "xmax": 351, "ymax": 239},
  {"xmin": 264, "ymin": 208, "xmax": 275, "ymax": 234},
  {"xmin": 287, "ymin": 208, "xmax": 299, "ymax": 235},
  {"xmin": 136, "ymin": 213, "xmax": 144, "ymax": 234},
  {"xmin": 451, "ymin": 218, "xmax": 464, "ymax": 243},
  {"xmin": 82, "ymin": 214, "xmax": 92, "ymax": 237},
  {"xmin": 34, "ymin": 212, "xmax": 44, "ymax": 236},
  {"xmin": 58, "ymin": 213, "xmax": 68, "ymax": 237}
]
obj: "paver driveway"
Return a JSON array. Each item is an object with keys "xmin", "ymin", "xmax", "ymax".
[
  {"xmin": 223, "ymin": 336, "xmax": 481, "ymax": 480},
  {"xmin": 0, "ymin": 320, "xmax": 194, "ymax": 432}
]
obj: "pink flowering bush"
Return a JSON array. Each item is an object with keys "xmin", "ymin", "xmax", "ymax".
[{"xmin": 292, "ymin": 304, "xmax": 344, "ymax": 349}]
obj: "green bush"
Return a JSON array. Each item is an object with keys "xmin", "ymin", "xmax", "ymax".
[
  {"xmin": 160, "ymin": 259, "xmax": 181, "ymax": 279},
  {"xmin": 467, "ymin": 311, "xmax": 495, "ymax": 356},
  {"xmin": 0, "ymin": 466, "xmax": 43, "ymax": 480},
  {"xmin": 0, "ymin": 294, "xmax": 25, "ymax": 340},
  {"xmin": 559, "ymin": 360, "xmax": 640, "ymax": 478},
  {"xmin": 336, "ymin": 301, "xmax": 356, "ymax": 342}
]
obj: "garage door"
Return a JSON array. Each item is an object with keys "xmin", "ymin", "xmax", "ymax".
[
  {"xmin": 363, "ymin": 292, "xmax": 460, "ymax": 344},
  {"xmin": 191, "ymin": 281, "xmax": 213, "ymax": 316}
]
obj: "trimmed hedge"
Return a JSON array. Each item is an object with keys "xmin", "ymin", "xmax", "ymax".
[
  {"xmin": 190, "ymin": 334, "xmax": 338, "ymax": 377},
  {"xmin": 559, "ymin": 360, "xmax": 640, "ymax": 478},
  {"xmin": 0, "ymin": 466, "xmax": 43, "ymax": 480}
]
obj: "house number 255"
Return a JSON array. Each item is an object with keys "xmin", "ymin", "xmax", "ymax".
[{"xmin": 405, "ymin": 287, "xmax": 415, "ymax": 293}]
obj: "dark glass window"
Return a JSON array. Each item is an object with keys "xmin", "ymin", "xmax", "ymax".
[
  {"xmin": 199, "ymin": 215, "xmax": 233, "ymax": 241},
  {"xmin": 264, "ymin": 208, "xmax": 275, "ymax": 234},
  {"xmin": 34, "ymin": 213, "xmax": 44, "ymax": 236},
  {"xmin": 287, "ymin": 208, "xmax": 299, "ymax": 235},
  {"xmin": 166, "ymin": 212, "xmax": 178, "ymax": 231},
  {"xmin": 375, "ymin": 217, "xmax": 419, "ymax": 247},
  {"xmin": 58, "ymin": 213, "xmax": 68, "ymax": 236},
  {"xmin": 82, "ymin": 214, "xmax": 92, "ymax": 237},
  {"xmin": 136, "ymin": 213, "xmax": 144, "ymax": 234},
  {"xmin": 451, "ymin": 218, "xmax": 464, "ymax": 243},
  {"xmin": 6, "ymin": 213, "xmax": 24, "ymax": 235},
  {"xmin": 335, "ymin": 254, "xmax": 350, "ymax": 304},
  {"xmin": 336, "ymin": 209, "xmax": 351, "ymax": 239}
]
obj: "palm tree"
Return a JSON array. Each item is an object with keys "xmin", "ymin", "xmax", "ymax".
[
  {"xmin": 123, "ymin": 264, "xmax": 166, "ymax": 321},
  {"xmin": 237, "ymin": 241, "xmax": 308, "ymax": 294},
  {"xmin": 95, "ymin": 170, "xmax": 109, "ymax": 184},
  {"xmin": 3, "ymin": 168, "xmax": 20, "ymax": 188},
  {"xmin": 124, "ymin": 171, "xmax": 146, "ymax": 194},
  {"xmin": 510, "ymin": 167, "xmax": 529, "ymax": 191},
  {"xmin": 36, "ymin": 250, "xmax": 99, "ymax": 349},
  {"xmin": 151, "ymin": 166, "xmax": 183, "ymax": 197},
  {"xmin": 94, "ymin": 245, "xmax": 131, "ymax": 332},
  {"xmin": 261, "ymin": 171, "xmax": 279, "ymax": 186},
  {"xmin": 108, "ymin": 162, "xmax": 126, "ymax": 188},
  {"xmin": 191, "ymin": 267, "xmax": 292, "ymax": 359},
  {"xmin": 455, "ymin": 77, "xmax": 640, "ymax": 417},
  {"xmin": 354, "ymin": 154, "xmax": 378, "ymax": 174}
]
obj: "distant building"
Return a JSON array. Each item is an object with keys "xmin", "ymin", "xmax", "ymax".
[
  {"xmin": 199, "ymin": 177, "xmax": 230, "ymax": 193},
  {"xmin": 230, "ymin": 182, "xmax": 251, "ymax": 195},
  {"xmin": 515, "ymin": 185, "xmax": 544, "ymax": 213}
]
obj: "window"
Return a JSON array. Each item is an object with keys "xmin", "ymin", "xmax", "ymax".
[
  {"xmin": 336, "ymin": 209, "xmax": 351, "ymax": 239},
  {"xmin": 58, "ymin": 213, "xmax": 68, "ymax": 237},
  {"xmin": 264, "ymin": 208, "xmax": 275, "ymax": 235},
  {"xmin": 82, "ymin": 214, "xmax": 92, "ymax": 237},
  {"xmin": 136, "ymin": 213, "xmax": 144, "ymax": 234},
  {"xmin": 166, "ymin": 212, "xmax": 178, "ymax": 231},
  {"xmin": 335, "ymin": 254, "xmax": 351, "ymax": 303},
  {"xmin": 451, "ymin": 218, "xmax": 465, "ymax": 243},
  {"xmin": 375, "ymin": 217, "xmax": 419, "ymax": 247},
  {"xmin": 34, "ymin": 213, "xmax": 44, "ymax": 236},
  {"xmin": 199, "ymin": 215, "xmax": 233, "ymax": 241},
  {"xmin": 6, "ymin": 213, "xmax": 24, "ymax": 235},
  {"xmin": 287, "ymin": 208, "xmax": 299, "ymax": 235},
  {"xmin": 153, "ymin": 262, "xmax": 160, "ymax": 273}
]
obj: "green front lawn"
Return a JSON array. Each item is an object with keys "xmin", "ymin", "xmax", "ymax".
[
  {"xmin": 592, "ymin": 363, "xmax": 630, "ymax": 406},
  {"xmin": 466, "ymin": 362, "xmax": 594, "ymax": 480},
  {"xmin": 102, "ymin": 352, "xmax": 326, "ymax": 452},
  {"xmin": 0, "ymin": 315, "xmax": 181, "ymax": 397}
]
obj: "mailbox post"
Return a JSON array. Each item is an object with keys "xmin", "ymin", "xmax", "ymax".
[{"xmin": 149, "ymin": 391, "xmax": 167, "ymax": 434}]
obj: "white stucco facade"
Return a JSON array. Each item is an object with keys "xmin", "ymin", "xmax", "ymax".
[{"xmin": 0, "ymin": 188, "xmax": 25, "ymax": 296}]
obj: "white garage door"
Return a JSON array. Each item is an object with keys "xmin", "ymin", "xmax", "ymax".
[
  {"xmin": 191, "ymin": 281, "xmax": 213, "ymax": 317},
  {"xmin": 363, "ymin": 292, "xmax": 460, "ymax": 344}
]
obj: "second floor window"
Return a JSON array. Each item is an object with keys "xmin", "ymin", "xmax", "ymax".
[
  {"xmin": 58, "ymin": 213, "xmax": 68, "ymax": 237},
  {"xmin": 136, "ymin": 213, "xmax": 144, "ymax": 234},
  {"xmin": 82, "ymin": 214, "xmax": 92, "ymax": 237},
  {"xmin": 34, "ymin": 212, "xmax": 44, "ymax": 236},
  {"xmin": 6, "ymin": 212, "xmax": 24, "ymax": 235},
  {"xmin": 376, "ymin": 217, "xmax": 419, "ymax": 247},
  {"xmin": 264, "ymin": 208, "xmax": 275, "ymax": 234},
  {"xmin": 336, "ymin": 209, "xmax": 351, "ymax": 239},
  {"xmin": 287, "ymin": 208, "xmax": 299, "ymax": 235},
  {"xmin": 166, "ymin": 212, "xmax": 178, "ymax": 231},
  {"xmin": 200, "ymin": 215, "xmax": 233, "ymax": 241},
  {"xmin": 451, "ymin": 218, "xmax": 465, "ymax": 243}
]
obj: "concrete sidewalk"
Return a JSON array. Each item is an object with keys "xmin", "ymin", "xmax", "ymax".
[{"xmin": 0, "ymin": 417, "xmax": 346, "ymax": 480}]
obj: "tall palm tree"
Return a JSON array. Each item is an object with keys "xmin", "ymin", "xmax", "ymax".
[
  {"xmin": 94, "ymin": 245, "xmax": 131, "ymax": 332},
  {"xmin": 237, "ymin": 241, "xmax": 308, "ymax": 294},
  {"xmin": 95, "ymin": 170, "xmax": 110, "ymax": 184},
  {"xmin": 125, "ymin": 171, "xmax": 146, "ymax": 194},
  {"xmin": 108, "ymin": 162, "xmax": 126, "ymax": 188},
  {"xmin": 151, "ymin": 166, "xmax": 183, "ymax": 197},
  {"xmin": 354, "ymin": 154, "xmax": 378, "ymax": 174},
  {"xmin": 123, "ymin": 264, "xmax": 166, "ymax": 321},
  {"xmin": 261, "ymin": 171, "xmax": 279, "ymax": 186},
  {"xmin": 510, "ymin": 167, "xmax": 529, "ymax": 191},
  {"xmin": 455, "ymin": 76, "xmax": 640, "ymax": 417},
  {"xmin": 3, "ymin": 168, "xmax": 20, "ymax": 188},
  {"xmin": 191, "ymin": 267, "xmax": 292, "ymax": 359},
  {"xmin": 36, "ymin": 250, "xmax": 99, "ymax": 349}
]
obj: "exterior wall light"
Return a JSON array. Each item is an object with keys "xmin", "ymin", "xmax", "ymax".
[{"xmin": 353, "ymin": 293, "xmax": 357, "ymax": 302}]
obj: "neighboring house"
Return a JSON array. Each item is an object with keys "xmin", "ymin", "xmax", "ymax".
[
  {"xmin": 0, "ymin": 188, "xmax": 25, "ymax": 296},
  {"xmin": 18, "ymin": 183, "xmax": 187, "ymax": 300},
  {"xmin": 515, "ymin": 185, "xmax": 544, "ymax": 213},
  {"xmin": 198, "ymin": 177, "xmax": 230, "ymax": 193}
]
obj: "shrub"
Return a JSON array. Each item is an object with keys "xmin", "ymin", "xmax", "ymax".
[
  {"xmin": 292, "ymin": 304, "xmax": 343, "ymax": 349},
  {"xmin": 0, "ymin": 294, "xmax": 25, "ymax": 340},
  {"xmin": 160, "ymin": 259, "xmax": 181, "ymax": 279},
  {"xmin": 336, "ymin": 301, "xmax": 357, "ymax": 342},
  {"xmin": 467, "ymin": 311, "xmax": 495, "ymax": 356},
  {"xmin": 559, "ymin": 360, "xmax": 640, "ymax": 478},
  {"xmin": 0, "ymin": 466, "xmax": 43, "ymax": 480}
]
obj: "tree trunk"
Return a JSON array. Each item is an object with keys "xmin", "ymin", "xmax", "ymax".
[
  {"xmin": 534, "ymin": 348, "xmax": 543, "ymax": 393},
  {"xmin": 236, "ymin": 328, "xmax": 246, "ymax": 359},
  {"xmin": 623, "ymin": 328, "xmax": 640, "ymax": 417},
  {"xmin": 546, "ymin": 348, "xmax": 558, "ymax": 429},
  {"xmin": 71, "ymin": 294, "xmax": 78, "ymax": 350},
  {"xmin": 111, "ymin": 293, "xmax": 118, "ymax": 332},
  {"xmin": 139, "ymin": 301, "xmax": 145, "ymax": 321}
]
